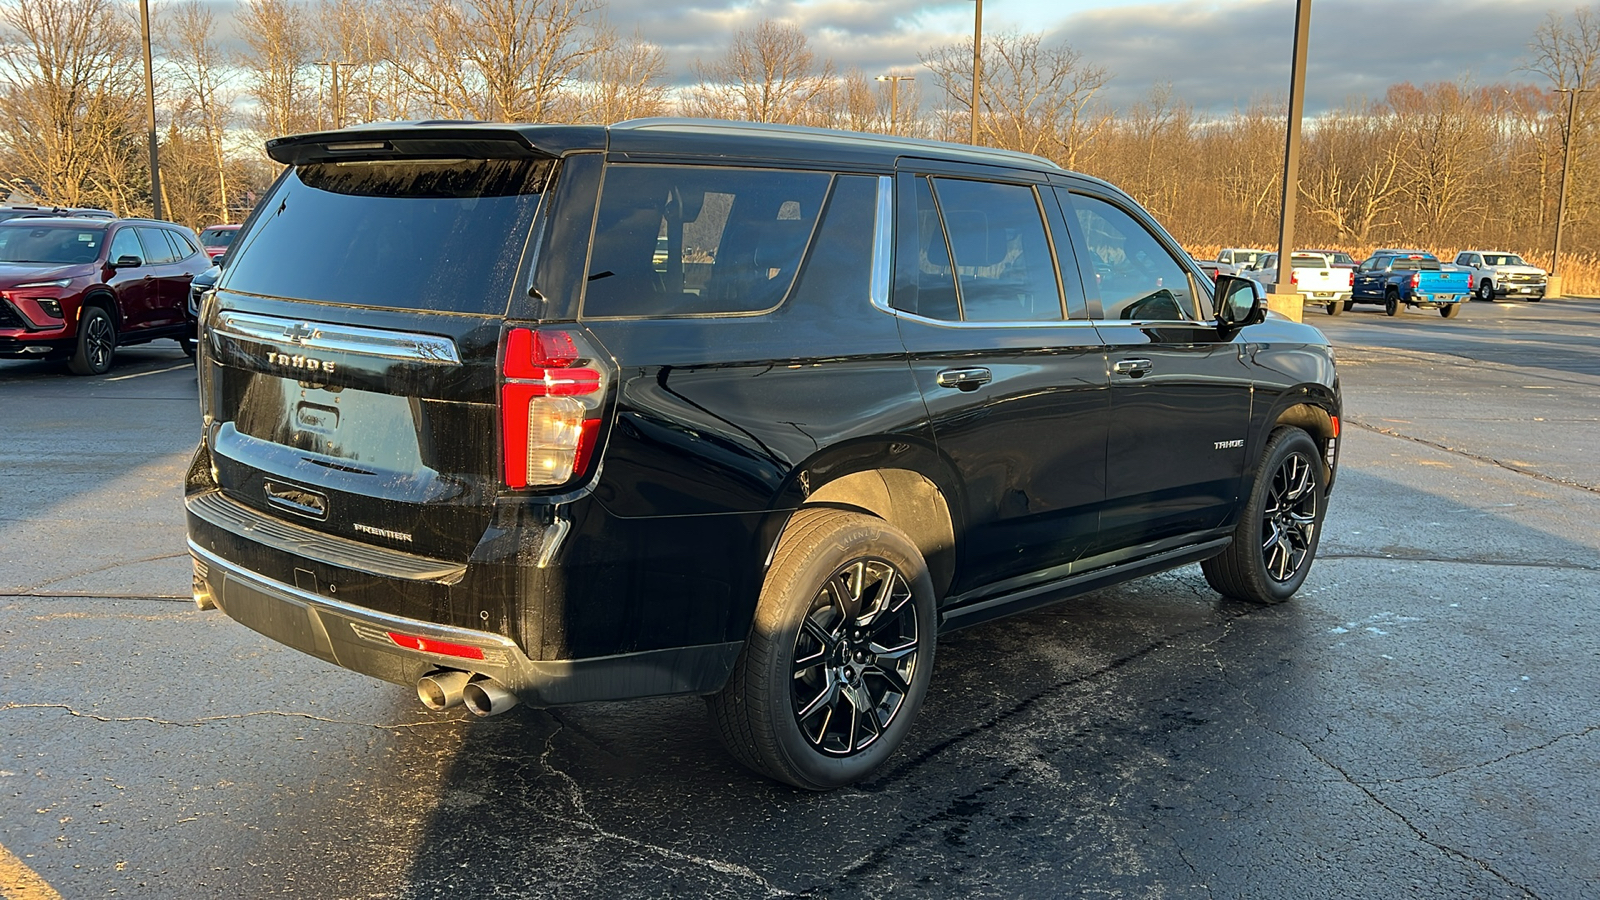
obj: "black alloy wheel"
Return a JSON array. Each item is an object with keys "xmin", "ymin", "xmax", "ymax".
[
  {"xmin": 1384, "ymin": 290, "xmax": 1400, "ymax": 317},
  {"xmin": 790, "ymin": 558, "xmax": 921, "ymax": 758},
  {"xmin": 1477, "ymin": 279, "xmax": 1494, "ymax": 301},
  {"xmin": 1257, "ymin": 447, "xmax": 1320, "ymax": 583},
  {"xmin": 1203, "ymin": 426, "xmax": 1326, "ymax": 603},
  {"xmin": 68, "ymin": 306, "xmax": 116, "ymax": 375},
  {"xmin": 709, "ymin": 508, "xmax": 936, "ymax": 789}
]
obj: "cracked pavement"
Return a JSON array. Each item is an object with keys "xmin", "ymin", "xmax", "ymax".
[{"xmin": 3, "ymin": 302, "xmax": 1600, "ymax": 898}]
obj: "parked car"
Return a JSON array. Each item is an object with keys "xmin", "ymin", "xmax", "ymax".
[
  {"xmin": 198, "ymin": 224, "xmax": 241, "ymax": 261},
  {"xmin": 1214, "ymin": 247, "xmax": 1268, "ymax": 279},
  {"xmin": 1242, "ymin": 251, "xmax": 1354, "ymax": 315},
  {"xmin": 1351, "ymin": 252, "xmax": 1469, "ymax": 318},
  {"xmin": 187, "ymin": 119, "xmax": 1341, "ymax": 789},
  {"xmin": 1452, "ymin": 250, "xmax": 1547, "ymax": 301},
  {"xmin": 1304, "ymin": 249, "xmax": 1358, "ymax": 270},
  {"xmin": 186, "ymin": 255, "xmax": 223, "ymax": 359},
  {"xmin": 0, "ymin": 205, "xmax": 115, "ymax": 223},
  {"xmin": 0, "ymin": 217, "xmax": 210, "ymax": 373}
]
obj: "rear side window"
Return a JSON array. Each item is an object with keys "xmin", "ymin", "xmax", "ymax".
[
  {"xmin": 224, "ymin": 158, "xmax": 550, "ymax": 314},
  {"xmin": 136, "ymin": 226, "xmax": 177, "ymax": 264},
  {"xmin": 932, "ymin": 178, "xmax": 1062, "ymax": 322},
  {"xmin": 582, "ymin": 165, "xmax": 831, "ymax": 318}
]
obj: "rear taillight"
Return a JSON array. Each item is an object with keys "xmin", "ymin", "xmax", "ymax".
[
  {"xmin": 500, "ymin": 327, "xmax": 607, "ymax": 489},
  {"xmin": 1343, "ymin": 270, "xmax": 1353, "ymax": 287},
  {"xmin": 1411, "ymin": 272, "xmax": 1420, "ymax": 288}
]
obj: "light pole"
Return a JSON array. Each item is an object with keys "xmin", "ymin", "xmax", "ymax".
[
  {"xmin": 876, "ymin": 74, "xmax": 914, "ymax": 134},
  {"xmin": 1268, "ymin": 0, "xmax": 1312, "ymax": 323},
  {"xmin": 1550, "ymin": 87, "xmax": 1594, "ymax": 297},
  {"xmin": 139, "ymin": 0, "xmax": 161, "ymax": 220},
  {"xmin": 316, "ymin": 60, "xmax": 356, "ymax": 129},
  {"xmin": 970, "ymin": 0, "xmax": 983, "ymax": 146}
]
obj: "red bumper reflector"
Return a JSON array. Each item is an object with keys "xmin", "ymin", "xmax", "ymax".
[{"xmin": 387, "ymin": 632, "xmax": 487, "ymax": 661}]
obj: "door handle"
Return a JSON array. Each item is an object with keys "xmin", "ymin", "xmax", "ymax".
[
  {"xmin": 1113, "ymin": 358, "xmax": 1153, "ymax": 378},
  {"xmin": 936, "ymin": 367, "xmax": 992, "ymax": 391}
]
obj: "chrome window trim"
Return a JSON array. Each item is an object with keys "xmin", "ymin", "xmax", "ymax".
[
  {"xmin": 869, "ymin": 175, "xmax": 894, "ymax": 309},
  {"xmin": 213, "ymin": 310, "xmax": 462, "ymax": 364}
]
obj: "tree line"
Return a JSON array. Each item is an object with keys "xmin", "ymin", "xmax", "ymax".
[{"xmin": 1, "ymin": 0, "xmax": 1595, "ymax": 264}]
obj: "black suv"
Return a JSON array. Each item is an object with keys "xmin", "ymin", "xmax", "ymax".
[{"xmin": 186, "ymin": 119, "xmax": 1340, "ymax": 789}]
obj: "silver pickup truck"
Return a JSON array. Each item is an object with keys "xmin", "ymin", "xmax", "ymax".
[{"xmin": 1452, "ymin": 251, "xmax": 1548, "ymax": 302}]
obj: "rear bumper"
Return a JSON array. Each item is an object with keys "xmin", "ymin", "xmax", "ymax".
[{"xmin": 190, "ymin": 540, "xmax": 742, "ymax": 707}]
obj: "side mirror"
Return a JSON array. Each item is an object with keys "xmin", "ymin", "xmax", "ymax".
[
  {"xmin": 1214, "ymin": 275, "xmax": 1266, "ymax": 332},
  {"xmin": 112, "ymin": 255, "xmax": 142, "ymax": 269}
]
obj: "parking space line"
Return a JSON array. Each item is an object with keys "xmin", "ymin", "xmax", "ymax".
[
  {"xmin": 106, "ymin": 364, "xmax": 189, "ymax": 382},
  {"xmin": 0, "ymin": 841, "xmax": 63, "ymax": 900}
]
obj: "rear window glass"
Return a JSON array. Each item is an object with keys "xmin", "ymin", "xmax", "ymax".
[
  {"xmin": 201, "ymin": 228, "xmax": 236, "ymax": 248},
  {"xmin": 1391, "ymin": 257, "xmax": 1441, "ymax": 271},
  {"xmin": 0, "ymin": 224, "xmax": 105, "ymax": 264},
  {"xmin": 223, "ymin": 158, "xmax": 549, "ymax": 314},
  {"xmin": 582, "ymin": 165, "xmax": 831, "ymax": 318}
]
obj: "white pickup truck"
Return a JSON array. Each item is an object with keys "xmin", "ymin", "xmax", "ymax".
[
  {"xmin": 1452, "ymin": 251, "xmax": 1548, "ymax": 301},
  {"xmin": 1242, "ymin": 251, "xmax": 1355, "ymax": 315}
]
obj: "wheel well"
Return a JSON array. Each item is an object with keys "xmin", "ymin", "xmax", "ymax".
[
  {"xmin": 1274, "ymin": 403, "xmax": 1336, "ymax": 475},
  {"xmin": 800, "ymin": 469, "xmax": 956, "ymax": 598},
  {"xmin": 80, "ymin": 291, "xmax": 119, "ymax": 329}
]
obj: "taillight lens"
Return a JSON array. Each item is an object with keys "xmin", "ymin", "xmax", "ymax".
[
  {"xmin": 500, "ymin": 327, "xmax": 607, "ymax": 489},
  {"xmin": 1411, "ymin": 272, "xmax": 1420, "ymax": 288}
]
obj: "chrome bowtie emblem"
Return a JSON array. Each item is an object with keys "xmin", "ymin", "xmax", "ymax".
[{"xmin": 282, "ymin": 322, "xmax": 318, "ymax": 344}]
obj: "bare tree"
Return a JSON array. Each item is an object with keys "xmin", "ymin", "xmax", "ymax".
[
  {"xmin": 555, "ymin": 23, "xmax": 668, "ymax": 124},
  {"xmin": 1526, "ymin": 7, "xmax": 1600, "ymax": 250},
  {"xmin": 158, "ymin": 0, "xmax": 235, "ymax": 223},
  {"xmin": 0, "ymin": 0, "xmax": 141, "ymax": 211},
  {"xmin": 236, "ymin": 0, "xmax": 315, "ymax": 148},
  {"xmin": 392, "ymin": 0, "xmax": 602, "ymax": 122},
  {"xmin": 1297, "ymin": 99, "xmax": 1410, "ymax": 245},
  {"xmin": 686, "ymin": 20, "xmax": 834, "ymax": 125},
  {"xmin": 920, "ymin": 31, "xmax": 1109, "ymax": 160}
]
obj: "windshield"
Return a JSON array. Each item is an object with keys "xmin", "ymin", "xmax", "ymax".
[
  {"xmin": 200, "ymin": 228, "xmax": 237, "ymax": 248},
  {"xmin": 1483, "ymin": 254, "xmax": 1526, "ymax": 266},
  {"xmin": 0, "ymin": 224, "xmax": 105, "ymax": 264},
  {"xmin": 224, "ymin": 157, "xmax": 551, "ymax": 314},
  {"xmin": 1235, "ymin": 251, "xmax": 1261, "ymax": 265}
]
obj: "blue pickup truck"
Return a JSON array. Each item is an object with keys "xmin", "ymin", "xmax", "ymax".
[{"xmin": 1351, "ymin": 252, "xmax": 1470, "ymax": 318}]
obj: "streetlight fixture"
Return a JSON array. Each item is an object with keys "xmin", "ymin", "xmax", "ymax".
[
  {"xmin": 876, "ymin": 74, "xmax": 914, "ymax": 135},
  {"xmin": 138, "ymin": 0, "xmax": 161, "ymax": 219},
  {"xmin": 970, "ymin": 0, "xmax": 983, "ymax": 146},
  {"xmin": 1550, "ymin": 87, "xmax": 1594, "ymax": 298},
  {"xmin": 1268, "ymin": 0, "xmax": 1312, "ymax": 323}
]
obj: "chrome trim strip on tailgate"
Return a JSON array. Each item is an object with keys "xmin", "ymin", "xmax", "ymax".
[
  {"xmin": 213, "ymin": 311, "xmax": 462, "ymax": 364},
  {"xmin": 187, "ymin": 490, "xmax": 468, "ymax": 584}
]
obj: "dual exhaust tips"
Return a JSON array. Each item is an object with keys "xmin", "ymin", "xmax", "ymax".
[{"xmin": 417, "ymin": 669, "xmax": 519, "ymax": 717}]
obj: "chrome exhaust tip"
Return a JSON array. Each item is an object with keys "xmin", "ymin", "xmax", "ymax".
[
  {"xmin": 417, "ymin": 669, "xmax": 473, "ymax": 711},
  {"xmin": 462, "ymin": 677, "xmax": 520, "ymax": 717}
]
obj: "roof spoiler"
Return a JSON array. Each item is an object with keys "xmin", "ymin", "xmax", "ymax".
[{"xmin": 265, "ymin": 122, "xmax": 604, "ymax": 166}]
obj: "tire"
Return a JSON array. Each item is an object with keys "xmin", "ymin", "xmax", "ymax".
[
  {"xmin": 1384, "ymin": 290, "xmax": 1400, "ymax": 317},
  {"xmin": 1440, "ymin": 303, "xmax": 1460, "ymax": 319},
  {"xmin": 1477, "ymin": 279, "xmax": 1494, "ymax": 301},
  {"xmin": 180, "ymin": 335, "xmax": 197, "ymax": 359},
  {"xmin": 68, "ymin": 305, "xmax": 116, "ymax": 375},
  {"xmin": 1529, "ymin": 294, "xmax": 1542, "ymax": 303},
  {"xmin": 708, "ymin": 508, "xmax": 937, "ymax": 790},
  {"xmin": 1326, "ymin": 299, "xmax": 1344, "ymax": 316},
  {"xmin": 1202, "ymin": 427, "xmax": 1327, "ymax": 604}
]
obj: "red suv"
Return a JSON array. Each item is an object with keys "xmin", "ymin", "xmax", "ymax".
[
  {"xmin": 198, "ymin": 224, "xmax": 240, "ymax": 261},
  {"xmin": 0, "ymin": 217, "xmax": 210, "ymax": 374}
]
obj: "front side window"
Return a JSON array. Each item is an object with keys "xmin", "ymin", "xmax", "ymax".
[
  {"xmin": 930, "ymin": 178, "xmax": 1063, "ymax": 322},
  {"xmin": 1065, "ymin": 192, "xmax": 1194, "ymax": 321},
  {"xmin": 108, "ymin": 228, "xmax": 143, "ymax": 264},
  {"xmin": 582, "ymin": 165, "xmax": 831, "ymax": 318}
]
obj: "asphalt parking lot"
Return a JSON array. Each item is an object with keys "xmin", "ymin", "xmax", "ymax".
[{"xmin": 2, "ymin": 297, "xmax": 1597, "ymax": 899}]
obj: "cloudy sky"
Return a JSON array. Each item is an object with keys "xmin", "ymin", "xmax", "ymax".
[{"xmin": 583, "ymin": 0, "xmax": 1566, "ymax": 113}]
